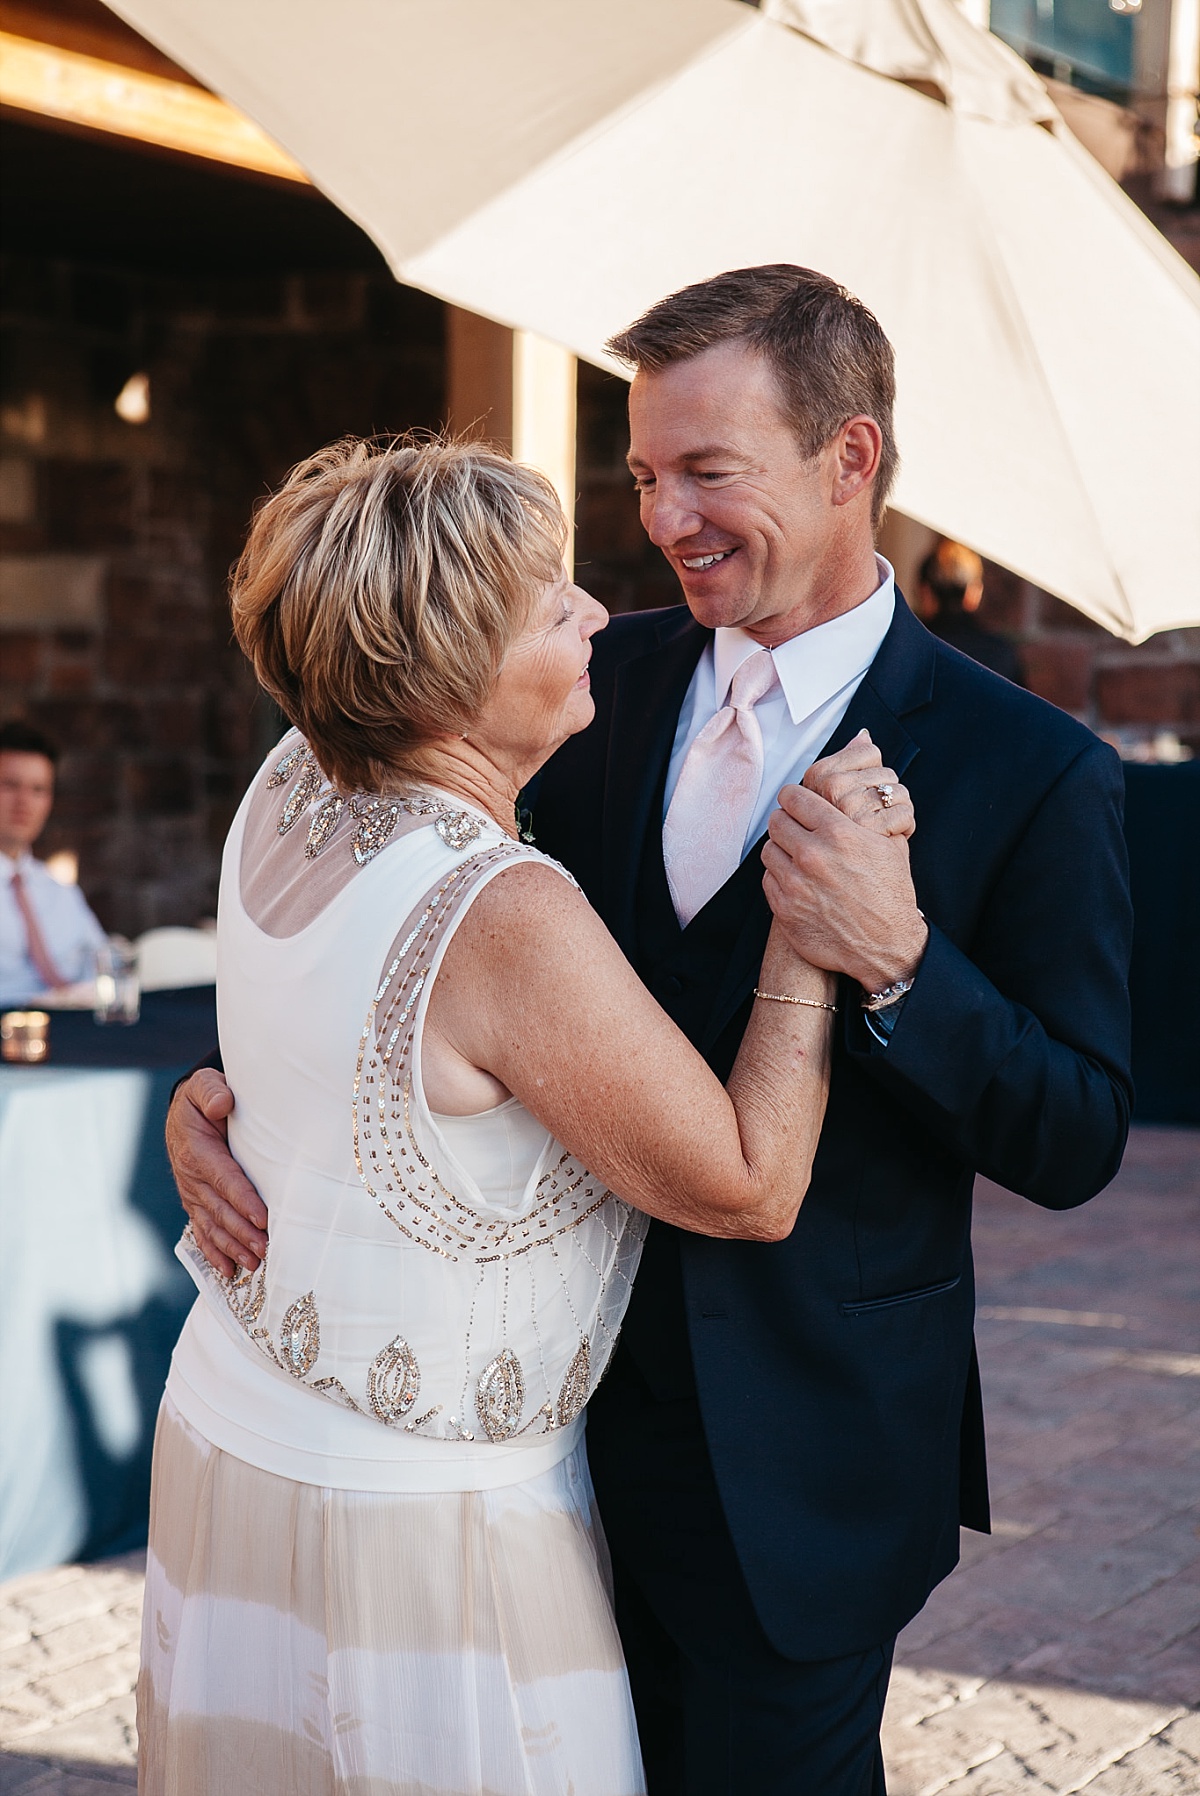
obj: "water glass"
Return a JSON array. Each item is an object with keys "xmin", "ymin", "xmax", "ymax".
[{"xmin": 94, "ymin": 937, "xmax": 141, "ymax": 1026}]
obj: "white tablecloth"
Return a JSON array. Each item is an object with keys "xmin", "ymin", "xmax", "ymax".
[{"xmin": 0, "ymin": 1066, "xmax": 190, "ymax": 1581}]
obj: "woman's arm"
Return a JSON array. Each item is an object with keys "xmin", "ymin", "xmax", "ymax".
[
  {"xmin": 169, "ymin": 740, "xmax": 914, "ymax": 1267},
  {"xmin": 428, "ymin": 734, "xmax": 915, "ymax": 1242},
  {"xmin": 426, "ymin": 869, "xmax": 836, "ymax": 1243}
]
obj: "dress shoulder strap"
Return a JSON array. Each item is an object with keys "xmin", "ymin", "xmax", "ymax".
[
  {"xmin": 355, "ymin": 837, "xmax": 594, "ymax": 1259},
  {"xmin": 361, "ymin": 831, "xmax": 573, "ymax": 1100}
]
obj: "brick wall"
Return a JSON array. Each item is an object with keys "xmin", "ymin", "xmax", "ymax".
[
  {"xmin": 969, "ymin": 562, "xmax": 1200, "ymax": 759},
  {"xmin": 0, "ymin": 254, "xmax": 443, "ymax": 933}
]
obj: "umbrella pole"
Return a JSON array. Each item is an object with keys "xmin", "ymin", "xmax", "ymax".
[{"xmin": 1159, "ymin": 0, "xmax": 1200, "ymax": 203}]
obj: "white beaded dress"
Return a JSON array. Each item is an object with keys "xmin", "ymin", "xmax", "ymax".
[{"xmin": 138, "ymin": 733, "xmax": 648, "ymax": 1796}]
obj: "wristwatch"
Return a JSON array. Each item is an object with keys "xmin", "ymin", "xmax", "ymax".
[{"xmin": 861, "ymin": 977, "xmax": 915, "ymax": 1014}]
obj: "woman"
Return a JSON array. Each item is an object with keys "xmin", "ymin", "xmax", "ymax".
[{"xmin": 139, "ymin": 436, "xmax": 912, "ymax": 1796}]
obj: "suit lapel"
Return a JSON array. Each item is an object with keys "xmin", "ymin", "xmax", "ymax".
[
  {"xmin": 818, "ymin": 593, "xmax": 935, "ymax": 778},
  {"xmin": 701, "ymin": 595, "xmax": 939, "ymax": 1050},
  {"xmin": 602, "ymin": 611, "xmax": 707, "ymax": 956}
]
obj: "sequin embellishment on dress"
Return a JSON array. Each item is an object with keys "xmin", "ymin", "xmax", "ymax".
[{"xmin": 265, "ymin": 740, "xmax": 486, "ymax": 866}]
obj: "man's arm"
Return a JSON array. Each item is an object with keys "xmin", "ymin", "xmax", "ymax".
[
  {"xmin": 846, "ymin": 741, "xmax": 1132, "ymax": 1206},
  {"xmin": 166, "ymin": 1069, "xmax": 268, "ymax": 1275},
  {"xmin": 766, "ymin": 739, "xmax": 1133, "ymax": 1208}
]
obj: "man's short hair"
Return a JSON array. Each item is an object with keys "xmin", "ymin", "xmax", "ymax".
[
  {"xmin": 0, "ymin": 719, "xmax": 59, "ymax": 765},
  {"xmin": 607, "ymin": 266, "xmax": 898, "ymax": 527},
  {"xmin": 918, "ymin": 540, "xmax": 984, "ymax": 612}
]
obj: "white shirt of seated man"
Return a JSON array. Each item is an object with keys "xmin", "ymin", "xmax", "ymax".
[{"xmin": 0, "ymin": 743, "xmax": 106, "ymax": 1006}]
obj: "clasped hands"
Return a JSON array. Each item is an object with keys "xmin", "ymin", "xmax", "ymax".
[
  {"xmin": 763, "ymin": 728, "xmax": 928, "ymax": 997},
  {"xmin": 168, "ymin": 730, "xmax": 925, "ymax": 1280}
]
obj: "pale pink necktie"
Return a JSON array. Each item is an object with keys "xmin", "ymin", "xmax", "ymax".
[
  {"xmin": 10, "ymin": 869, "xmax": 66, "ymax": 989},
  {"xmin": 663, "ymin": 647, "xmax": 777, "ymax": 927}
]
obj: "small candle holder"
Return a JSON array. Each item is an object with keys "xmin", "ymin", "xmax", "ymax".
[{"xmin": 1, "ymin": 1010, "xmax": 51, "ymax": 1064}]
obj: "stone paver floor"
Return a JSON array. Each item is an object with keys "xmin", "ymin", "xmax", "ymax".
[
  {"xmin": 884, "ymin": 1125, "xmax": 1200, "ymax": 1795},
  {"xmin": 1, "ymin": 1125, "xmax": 1197, "ymax": 1794}
]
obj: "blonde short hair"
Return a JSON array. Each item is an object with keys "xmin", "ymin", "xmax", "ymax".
[{"xmin": 230, "ymin": 435, "xmax": 566, "ymax": 792}]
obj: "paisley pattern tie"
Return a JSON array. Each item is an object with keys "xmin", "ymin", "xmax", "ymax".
[{"xmin": 662, "ymin": 648, "xmax": 777, "ymax": 927}]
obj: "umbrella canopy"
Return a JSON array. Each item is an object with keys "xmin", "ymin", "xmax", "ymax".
[
  {"xmin": 765, "ymin": 0, "xmax": 1059, "ymax": 125},
  {"xmin": 106, "ymin": 0, "xmax": 1200, "ymax": 642}
]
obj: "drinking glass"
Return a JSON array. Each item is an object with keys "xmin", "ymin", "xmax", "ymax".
[{"xmin": 94, "ymin": 936, "xmax": 141, "ymax": 1026}]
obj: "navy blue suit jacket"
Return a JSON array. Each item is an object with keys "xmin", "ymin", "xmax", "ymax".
[{"xmin": 530, "ymin": 594, "xmax": 1133, "ymax": 1660}]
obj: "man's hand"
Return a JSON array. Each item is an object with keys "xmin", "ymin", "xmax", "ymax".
[
  {"xmin": 166, "ymin": 1069, "xmax": 268, "ymax": 1277},
  {"xmin": 762, "ymin": 735, "xmax": 927, "ymax": 992}
]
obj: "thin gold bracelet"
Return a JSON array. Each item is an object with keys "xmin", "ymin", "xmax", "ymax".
[{"xmin": 753, "ymin": 988, "xmax": 839, "ymax": 1013}]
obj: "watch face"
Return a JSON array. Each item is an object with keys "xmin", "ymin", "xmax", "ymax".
[{"xmin": 863, "ymin": 979, "xmax": 911, "ymax": 1011}]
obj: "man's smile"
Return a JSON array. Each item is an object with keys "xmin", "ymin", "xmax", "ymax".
[{"xmin": 679, "ymin": 548, "xmax": 738, "ymax": 570}]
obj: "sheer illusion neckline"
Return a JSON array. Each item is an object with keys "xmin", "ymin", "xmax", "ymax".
[{"xmin": 237, "ymin": 735, "xmax": 509, "ymax": 942}]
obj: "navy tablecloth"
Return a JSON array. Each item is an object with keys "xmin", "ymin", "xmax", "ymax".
[
  {"xmin": 1123, "ymin": 763, "xmax": 1200, "ymax": 1127},
  {"xmin": 25, "ymin": 985, "xmax": 219, "ymax": 1070}
]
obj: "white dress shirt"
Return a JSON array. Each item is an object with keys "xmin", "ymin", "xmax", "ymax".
[
  {"xmin": 664, "ymin": 558, "xmax": 897, "ymax": 857},
  {"xmin": 0, "ymin": 850, "xmax": 107, "ymax": 1005}
]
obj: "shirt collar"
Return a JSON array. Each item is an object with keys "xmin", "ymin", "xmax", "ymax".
[
  {"xmin": 712, "ymin": 556, "xmax": 896, "ymax": 725},
  {"xmin": 0, "ymin": 849, "xmax": 35, "ymax": 878}
]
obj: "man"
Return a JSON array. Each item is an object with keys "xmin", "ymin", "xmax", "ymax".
[
  {"xmin": 917, "ymin": 538, "xmax": 1024, "ymax": 685},
  {"xmin": 167, "ymin": 267, "xmax": 1132, "ymax": 1794},
  {"xmin": 0, "ymin": 719, "xmax": 105, "ymax": 1005}
]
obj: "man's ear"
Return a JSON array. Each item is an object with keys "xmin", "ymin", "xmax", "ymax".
[{"xmin": 832, "ymin": 417, "xmax": 882, "ymax": 508}]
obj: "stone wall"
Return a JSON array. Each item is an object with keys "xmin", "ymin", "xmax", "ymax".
[{"xmin": 0, "ymin": 253, "xmax": 443, "ymax": 934}]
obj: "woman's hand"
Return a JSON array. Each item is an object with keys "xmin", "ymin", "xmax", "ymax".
[
  {"xmin": 165, "ymin": 1070, "xmax": 269, "ymax": 1276},
  {"xmin": 760, "ymin": 733, "xmax": 926, "ymax": 993},
  {"xmin": 802, "ymin": 731, "xmax": 915, "ymax": 838}
]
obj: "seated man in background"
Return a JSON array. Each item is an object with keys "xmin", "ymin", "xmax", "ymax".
[
  {"xmin": 0, "ymin": 719, "xmax": 105, "ymax": 1005},
  {"xmin": 918, "ymin": 539, "xmax": 1024, "ymax": 686}
]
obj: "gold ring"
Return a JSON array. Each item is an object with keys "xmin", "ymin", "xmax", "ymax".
[{"xmin": 876, "ymin": 783, "xmax": 896, "ymax": 809}]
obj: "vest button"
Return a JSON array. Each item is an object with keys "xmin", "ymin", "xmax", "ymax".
[{"xmin": 661, "ymin": 975, "xmax": 683, "ymax": 997}]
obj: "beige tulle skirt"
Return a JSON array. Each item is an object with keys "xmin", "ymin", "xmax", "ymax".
[{"xmin": 137, "ymin": 1395, "xmax": 645, "ymax": 1795}]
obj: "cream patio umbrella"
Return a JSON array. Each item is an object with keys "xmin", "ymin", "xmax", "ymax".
[{"xmin": 105, "ymin": 0, "xmax": 1200, "ymax": 642}]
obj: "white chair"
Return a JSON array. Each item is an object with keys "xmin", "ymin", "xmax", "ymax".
[{"xmin": 135, "ymin": 927, "xmax": 218, "ymax": 991}]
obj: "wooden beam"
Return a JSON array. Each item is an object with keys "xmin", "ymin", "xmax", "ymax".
[
  {"xmin": 0, "ymin": 29, "xmax": 308, "ymax": 181},
  {"xmin": 513, "ymin": 330, "xmax": 576, "ymax": 576},
  {"xmin": 445, "ymin": 308, "xmax": 577, "ymax": 573},
  {"xmin": 445, "ymin": 309, "xmax": 515, "ymax": 447}
]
